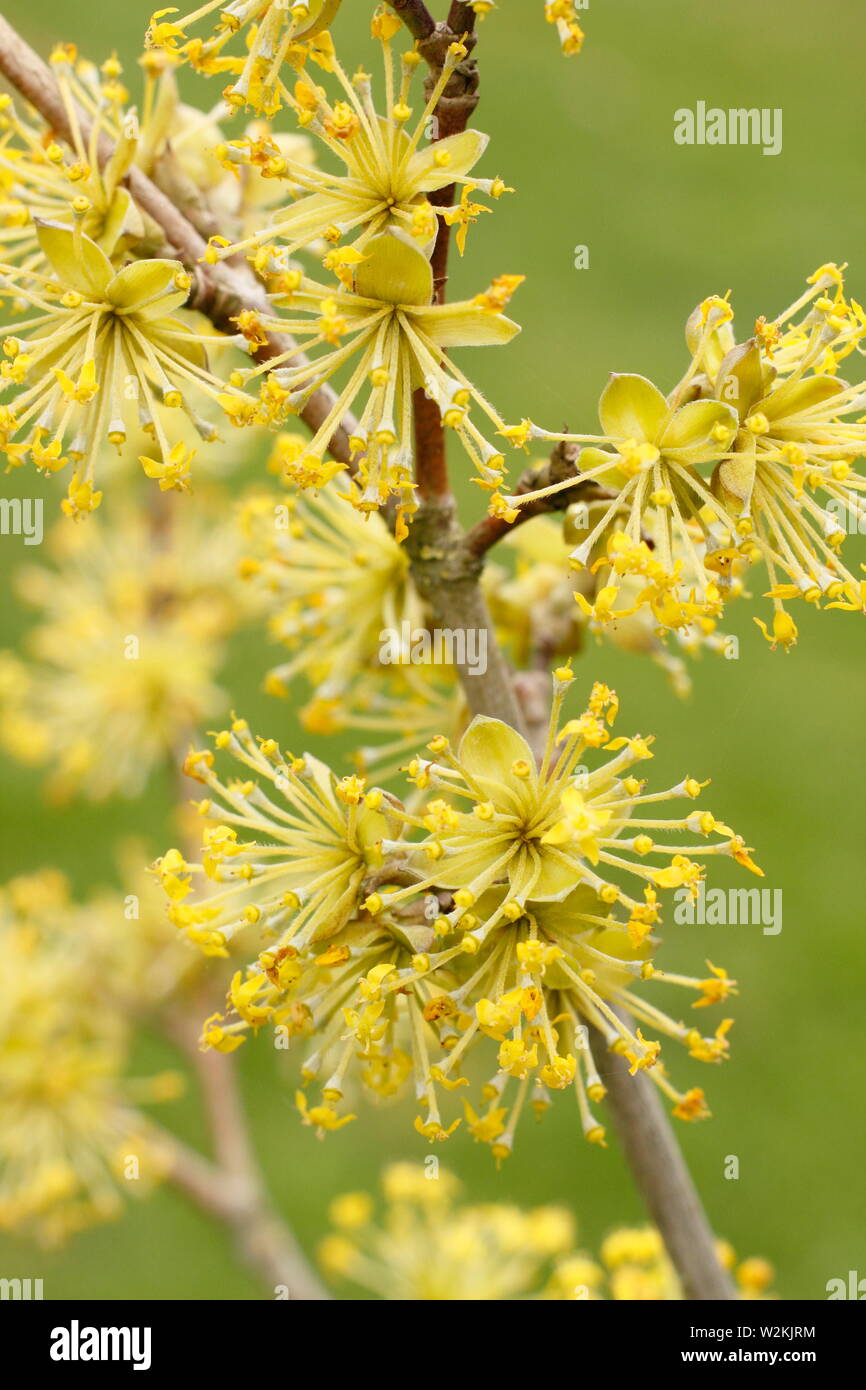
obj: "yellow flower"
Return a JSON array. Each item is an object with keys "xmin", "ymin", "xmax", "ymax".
[
  {"xmin": 239, "ymin": 474, "xmax": 426, "ymax": 696},
  {"xmin": 544, "ymin": 2, "xmax": 586, "ymax": 56},
  {"xmin": 147, "ymin": 1, "xmax": 341, "ymax": 114},
  {"xmin": 0, "ymin": 222, "xmax": 258, "ymax": 505},
  {"xmin": 0, "ymin": 47, "xmax": 274, "ymax": 274},
  {"xmin": 242, "ymin": 230, "xmax": 521, "ymax": 512},
  {"xmin": 514, "ymin": 369, "xmax": 740, "ymax": 630},
  {"xmin": 593, "ymin": 1225, "xmax": 776, "ymax": 1302},
  {"xmin": 319, "ymin": 1162, "xmax": 578, "ymax": 1300},
  {"xmin": 213, "ymin": 28, "xmax": 499, "ymax": 269},
  {"xmin": 709, "ymin": 265, "xmax": 866, "ymax": 635},
  {"xmin": 155, "ymin": 717, "xmax": 397, "ymax": 959},
  {"xmin": 366, "ymin": 674, "xmax": 758, "ymax": 1152}
]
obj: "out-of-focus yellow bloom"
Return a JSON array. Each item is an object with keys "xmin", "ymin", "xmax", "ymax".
[
  {"xmin": 0, "ymin": 870, "xmax": 176, "ymax": 1246},
  {"xmin": 0, "ymin": 501, "xmax": 250, "ymax": 800},
  {"xmin": 543, "ymin": 2, "xmax": 586, "ymax": 56},
  {"xmin": 238, "ymin": 474, "xmax": 466, "ymax": 774},
  {"xmin": 320, "ymin": 1167, "xmax": 777, "ymax": 1300},
  {"xmin": 581, "ymin": 1225, "xmax": 777, "ymax": 1302},
  {"xmin": 239, "ymin": 473, "xmax": 426, "ymax": 695},
  {"xmin": 320, "ymin": 1162, "xmax": 578, "ymax": 1299}
]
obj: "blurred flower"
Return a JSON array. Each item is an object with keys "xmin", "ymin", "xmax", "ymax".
[
  {"xmin": 320, "ymin": 1162, "xmax": 577, "ymax": 1300},
  {"xmin": 241, "ymin": 230, "xmax": 521, "ymax": 520},
  {"xmin": 542, "ymin": 2, "xmax": 586, "ymax": 55},
  {"xmin": 238, "ymin": 471, "xmax": 467, "ymax": 768},
  {"xmin": 239, "ymin": 472, "xmax": 426, "ymax": 695},
  {"xmin": 0, "ymin": 499, "xmax": 250, "ymax": 800},
  {"xmin": 587, "ymin": 1226, "xmax": 776, "ymax": 1302},
  {"xmin": 319, "ymin": 1164, "xmax": 776, "ymax": 1301},
  {"xmin": 0, "ymin": 48, "xmax": 153, "ymax": 274},
  {"xmin": 146, "ymin": 1, "xmax": 340, "ymax": 115},
  {"xmin": 0, "ymin": 221, "xmax": 258, "ymax": 513},
  {"xmin": 0, "ymin": 869, "xmax": 177, "ymax": 1246},
  {"xmin": 211, "ymin": 25, "xmax": 500, "ymax": 271}
]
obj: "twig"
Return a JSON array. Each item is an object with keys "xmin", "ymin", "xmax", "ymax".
[
  {"xmin": 589, "ymin": 1016, "xmax": 737, "ymax": 1300},
  {"xmin": 463, "ymin": 440, "xmax": 615, "ymax": 560},
  {"xmin": 164, "ymin": 1004, "xmax": 330, "ymax": 1300}
]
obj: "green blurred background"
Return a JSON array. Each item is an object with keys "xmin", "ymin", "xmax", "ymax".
[{"xmin": 0, "ymin": 0, "xmax": 863, "ymax": 1299}]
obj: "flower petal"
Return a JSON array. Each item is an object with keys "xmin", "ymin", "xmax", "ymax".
[
  {"xmin": 598, "ymin": 373, "xmax": 667, "ymax": 443},
  {"xmin": 457, "ymin": 716, "xmax": 536, "ymax": 809},
  {"xmin": 412, "ymin": 302, "xmax": 521, "ymax": 347},
  {"xmin": 353, "ymin": 231, "xmax": 432, "ymax": 306},
  {"xmin": 106, "ymin": 259, "xmax": 189, "ymax": 318},
  {"xmin": 35, "ymin": 219, "xmax": 113, "ymax": 299},
  {"xmin": 404, "ymin": 129, "xmax": 490, "ymax": 193},
  {"xmin": 660, "ymin": 399, "xmax": 739, "ymax": 463},
  {"xmin": 760, "ymin": 373, "xmax": 846, "ymax": 423}
]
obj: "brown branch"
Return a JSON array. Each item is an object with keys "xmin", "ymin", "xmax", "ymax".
[
  {"xmin": 0, "ymin": 14, "xmax": 359, "ymax": 468},
  {"xmin": 590, "ymin": 1016, "xmax": 738, "ymax": 1300},
  {"xmin": 463, "ymin": 440, "xmax": 615, "ymax": 560},
  {"xmin": 404, "ymin": 494, "xmax": 528, "ymax": 729},
  {"xmin": 385, "ymin": 0, "xmax": 437, "ymax": 41}
]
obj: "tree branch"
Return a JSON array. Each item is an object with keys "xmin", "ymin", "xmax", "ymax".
[
  {"xmin": 463, "ymin": 440, "xmax": 614, "ymax": 560},
  {"xmin": 164, "ymin": 1004, "xmax": 330, "ymax": 1300},
  {"xmin": 589, "ymin": 1016, "xmax": 737, "ymax": 1300},
  {"xmin": 384, "ymin": 0, "xmax": 437, "ymax": 40}
]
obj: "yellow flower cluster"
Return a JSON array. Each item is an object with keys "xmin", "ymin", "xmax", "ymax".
[
  {"xmin": 156, "ymin": 671, "xmax": 757, "ymax": 1155},
  {"xmin": 208, "ymin": 19, "xmax": 503, "ymax": 270},
  {"xmin": 501, "ymin": 267, "xmax": 866, "ymax": 647},
  {"xmin": 147, "ymin": 3, "xmax": 340, "ymax": 116},
  {"xmin": 0, "ymin": 221, "xmax": 259, "ymax": 513},
  {"xmin": 319, "ymin": 1164, "xmax": 775, "ymax": 1301}
]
